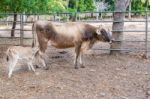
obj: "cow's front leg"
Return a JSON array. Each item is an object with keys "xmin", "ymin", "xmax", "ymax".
[
  {"xmin": 79, "ymin": 52, "xmax": 85, "ymax": 68},
  {"xmin": 74, "ymin": 43, "xmax": 82, "ymax": 69},
  {"xmin": 38, "ymin": 34, "xmax": 49, "ymax": 53}
]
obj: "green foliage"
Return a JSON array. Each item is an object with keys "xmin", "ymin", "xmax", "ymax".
[
  {"xmin": 0, "ymin": 0, "xmax": 49, "ymax": 13},
  {"xmin": 132, "ymin": 0, "xmax": 145, "ymax": 11},
  {"xmin": 0, "ymin": 0, "xmax": 149, "ymax": 14},
  {"xmin": 48, "ymin": 0, "xmax": 67, "ymax": 13},
  {"xmin": 68, "ymin": 0, "xmax": 95, "ymax": 12},
  {"xmin": 132, "ymin": 0, "xmax": 150, "ymax": 11},
  {"xmin": 84, "ymin": 0, "xmax": 95, "ymax": 11},
  {"xmin": 78, "ymin": 0, "xmax": 86, "ymax": 12},
  {"xmin": 103, "ymin": 0, "xmax": 115, "ymax": 11},
  {"xmin": 103, "ymin": 0, "xmax": 150, "ymax": 11},
  {"xmin": 68, "ymin": 0, "xmax": 77, "ymax": 9}
]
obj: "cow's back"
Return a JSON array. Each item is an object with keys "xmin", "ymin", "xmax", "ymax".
[{"xmin": 33, "ymin": 21, "xmax": 98, "ymax": 49}]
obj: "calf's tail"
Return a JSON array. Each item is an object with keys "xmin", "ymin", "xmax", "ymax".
[
  {"xmin": 5, "ymin": 48, "xmax": 13, "ymax": 62},
  {"xmin": 6, "ymin": 49, "xmax": 10, "ymax": 62}
]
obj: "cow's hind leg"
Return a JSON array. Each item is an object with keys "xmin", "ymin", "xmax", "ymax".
[{"xmin": 74, "ymin": 43, "xmax": 82, "ymax": 69}]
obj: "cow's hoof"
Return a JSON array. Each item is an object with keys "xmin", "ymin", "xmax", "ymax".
[
  {"xmin": 75, "ymin": 67, "xmax": 78, "ymax": 69},
  {"xmin": 35, "ymin": 65, "xmax": 39, "ymax": 68},
  {"xmin": 44, "ymin": 66, "xmax": 49, "ymax": 70},
  {"xmin": 81, "ymin": 65, "xmax": 85, "ymax": 68}
]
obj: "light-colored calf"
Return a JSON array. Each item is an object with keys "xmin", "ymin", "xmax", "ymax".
[{"xmin": 6, "ymin": 46, "xmax": 46, "ymax": 78}]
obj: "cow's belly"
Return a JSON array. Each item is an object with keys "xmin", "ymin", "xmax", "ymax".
[{"xmin": 49, "ymin": 41, "xmax": 74, "ymax": 49}]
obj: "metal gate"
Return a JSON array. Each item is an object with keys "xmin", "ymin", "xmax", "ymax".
[{"xmin": 0, "ymin": 11, "xmax": 149, "ymax": 57}]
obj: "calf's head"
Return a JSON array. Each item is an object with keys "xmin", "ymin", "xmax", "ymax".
[{"xmin": 96, "ymin": 26, "xmax": 112, "ymax": 43}]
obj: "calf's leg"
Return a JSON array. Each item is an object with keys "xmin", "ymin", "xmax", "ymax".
[
  {"xmin": 36, "ymin": 51, "xmax": 49, "ymax": 70},
  {"xmin": 27, "ymin": 61, "xmax": 35, "ymax": 72},
  {"xmin": 8, "ymin": 58, "xmax": 18, "ymax": 78},
  {"xmin": 40, "ymin": 57, "xmax": 48, "ymax": 70}
]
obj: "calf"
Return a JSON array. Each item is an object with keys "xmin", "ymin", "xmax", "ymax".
[{"xmin": 6, "ymin": 46, "xmax": 46, "ymax": 78}]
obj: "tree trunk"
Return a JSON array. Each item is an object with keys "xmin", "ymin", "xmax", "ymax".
[
  {"xmin": 11, "ymin": 13, "xmax": 17, "ymax": 37},
  {"xmin": 128, "ymin": 0, "xmax": 132, "ymax": 19},
  {"xmin": 70, "ymin": 13, "xmax": 77, "ymax": 22},
  {"xmin": 91, "ymin": 12, "xmax": 93, "ymax": 18},
  {"xmin": 110, "ymin": 0, "xmax": 126, "ymax": 55}
]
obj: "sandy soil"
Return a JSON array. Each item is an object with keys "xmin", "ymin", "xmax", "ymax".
[{"xmin": 0, "ymin": 20, "xmax": 150, "ymax": 99}]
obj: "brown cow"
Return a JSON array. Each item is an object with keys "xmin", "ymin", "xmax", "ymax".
[{"xmin": 32, "ymin": 21, "xmax": 112, "ymax": 69}]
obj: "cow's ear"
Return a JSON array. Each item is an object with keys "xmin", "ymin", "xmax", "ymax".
[
  {"xmin": 96, "ymin": 25, "xmax": 103, "ymax": 35},
  {"xmin": 96, "ymin": 29, "xmax": 101, "ymax": 35}
]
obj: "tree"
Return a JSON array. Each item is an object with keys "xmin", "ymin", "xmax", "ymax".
[
  {"xmin": 78, "ymin": 0, "xmax": 86, "ymax": 12},
  {"xmin": 68, "ymin": 0, "xmax": 78, "ymax": 11},
  {"xmin": 68, "ymin": 0, "xmax": 78, "ymax": 21},
  {"xmin": 68, "ymin": 0, "xmax": 95, "ymax": 12},
  {"xmin": 110, "ymin": 0, "xmax": 131, "ymax": 55},
  {"xmin": 131, "ymin": 0, "xmax": 150, "ymax": 15},
  {"xmin": 0, "ymin": 0, "xmax": 49, "ymax": 37},
  {"xmin": 94, "ymin": 0, "xmax": 110, "ymax": 19},
  {"xmin": 103, "ymin": 0, "xmax": 150, "ymax": 11},
  {"xmin": 48, "ymin": 0, "xmax": 67, "ymax": 13},
  {"xmin": 84, "ymin": 0, "xmax": 95, "ymax": 11},
  {"xmin": 103, "ymin": 0, "xmax": 115, "ymax": 11},
  {"xmin": 68, "ymin": 0, "xmax": 95, "ymax": 21}
]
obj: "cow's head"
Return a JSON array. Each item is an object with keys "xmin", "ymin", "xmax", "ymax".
[{"xmin": 96, "ymin": 25, "xmax": 113, "ymax": 43}]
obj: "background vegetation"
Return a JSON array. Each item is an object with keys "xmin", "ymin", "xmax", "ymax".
[
  {"xmin": 0, "ymin": 0, "xmax": 149, "ymax": 13},
  {"xmin": 0, "ymin": 0, "xmax": 149, "ymax": 37}
]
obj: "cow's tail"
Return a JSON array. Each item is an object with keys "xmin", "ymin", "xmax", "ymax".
[
  {"xmin": 6, "ymin": 55, "xmax": 9, "ymax": 61},
  {"xmin": 32, "ymin": 22, "xmax": 36, "ymax": 48},
  {"xmin": 6, "ymin": 48, "xmax": 10, "ymax": 62}
]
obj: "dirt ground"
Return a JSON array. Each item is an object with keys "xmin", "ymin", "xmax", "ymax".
[
  {"xmin": 0, "ymin": 46, "xmax": 150, "ymax": 99},
  {"xmin": 0, "ymin": 20, "xmax": 150, "ymax": 99}
]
